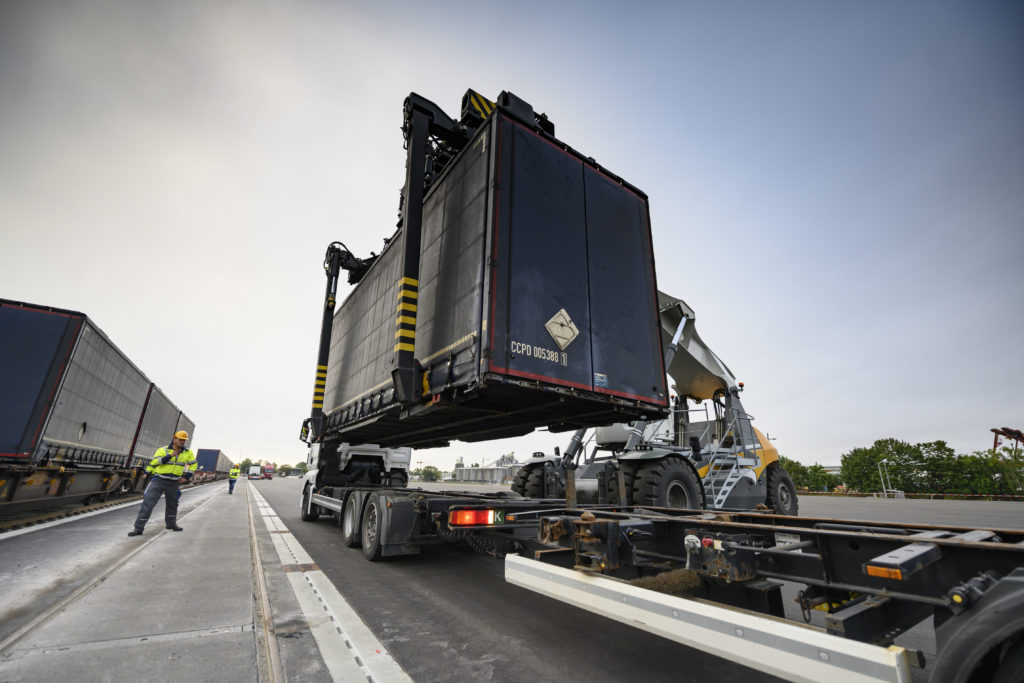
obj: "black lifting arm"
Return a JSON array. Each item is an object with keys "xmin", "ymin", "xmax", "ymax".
[
  {"xmin": 391, "ymin": 94, "xmax": 470, "ymax": 405},
  {"xmin": 301, "ymin": 242, "xmax": 376, "ymax": 443}
]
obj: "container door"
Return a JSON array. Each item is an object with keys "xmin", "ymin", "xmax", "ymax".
[
  {"xmin": 488, "ymin": 117, "xmax": 595, "ymax": 391},
  {"xmin": 0, "ymin": 303, "xmax": 83, "ymax": 460}
]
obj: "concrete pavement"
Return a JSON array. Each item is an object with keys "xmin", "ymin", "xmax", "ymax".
[{"xmin": 0, "ymin": 479, "xmax": 331, "ymax": 683}]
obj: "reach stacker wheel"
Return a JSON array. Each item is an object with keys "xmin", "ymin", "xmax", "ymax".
[
  {"xmin": 766, "ymin": 464, "xmax": 799, "ymax": 516},
  {"xmin": 633, "ymin": 456, "xmax": 704, "ymax": 509}
]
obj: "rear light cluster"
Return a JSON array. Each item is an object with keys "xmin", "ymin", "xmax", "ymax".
[{"xmin": 449, "ymin": 508, "xmax": 510, "ymax": 526}]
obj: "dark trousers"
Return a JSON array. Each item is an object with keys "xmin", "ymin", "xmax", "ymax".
[
  {"xmin": 229, "ymin": 478, "xmax": 237, "ymax": 493},
  {"xmin": 133, "ymin": 477, "xmax": 179, "ymax": 530}
]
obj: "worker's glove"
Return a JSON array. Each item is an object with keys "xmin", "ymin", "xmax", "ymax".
[
  {"xmin": 182, "ymin": 471, "xmax": 193, "ymax": 481},
  {"xmin": 160, "ymin": 454, "xmax": 173, "ymax": 464}
]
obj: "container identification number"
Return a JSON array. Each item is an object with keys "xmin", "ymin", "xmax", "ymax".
[{"xmin": 511, "ymin": 340, "xmax": 568, "ymax": 366}]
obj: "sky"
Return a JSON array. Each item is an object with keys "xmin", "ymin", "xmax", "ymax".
[{"xmin": 1, "ymin": 1, "xmax": 1021, "ymax": 469}]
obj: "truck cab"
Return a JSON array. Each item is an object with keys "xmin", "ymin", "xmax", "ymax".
[{"xmin": 303, "ymin": 441, "xmax": 411, "ymax": 493}]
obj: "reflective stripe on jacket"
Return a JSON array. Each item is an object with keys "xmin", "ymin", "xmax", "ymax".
[
  {"xmin": 146, "ymin": 448, "xmax": 198, "ymax": 480},
  {"xmin": 229, "ymin": 467, "xmax": 240, "ymax": 479}
]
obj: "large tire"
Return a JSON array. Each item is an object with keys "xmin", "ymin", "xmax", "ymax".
[
  {"xmin": 766, "ymin": 464, "xmax": 799, "ymax": 516},
  {"xmin": 300, "ymin": 485, "xmax": 319, "ymax": 522},
  {"xmin": 361, "ymin": 493, "xmax": 385, "ymax": 561},
  {"xmin": 341, "ymin": 495, "xmax": 361, "ymax": 548},
  {"xmin": 994, "ymin": 637, "xmax": 1024, "ymax": 683},
  {"xmin": 632, "ymin": 457, "xmax": 704, "ymax": 509},
  {"xmin": 605, "ymin": 463, "xmax": 638, "ymax": 505},
  {"xmin": 510, "ymin": 466, "xmax": 531, "ymax": 497},
  {"xmin": 523, "ymin": 466, "xmax": 546, "ymax": 499}
]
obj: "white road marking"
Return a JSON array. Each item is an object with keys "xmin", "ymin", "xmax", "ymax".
[{"xmin": 249, "ymin": 489, "xmax": 411, "ymax": 683}]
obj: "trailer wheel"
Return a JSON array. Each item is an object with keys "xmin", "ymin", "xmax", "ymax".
[
  {"xmin": 633, "ymin": 457, "xmax": 704, "ymax": 509},
  {"xmin": 361, "ymin": 494, "xmax": 384, "ymax": 561},
  {"xmin": 300, "ymin": 485, "xmax": 319, "ymax": 522},
  {"xmin": 994, "ymin": 637, "xmax": 1024, "ymax": 683},
  {"xmin": 932, "ymin": 570, "xmax": 1024, "ymax": 682},
  {"xmin": 766, "ymin": 464, "xmax": 799, "ymax": 516},
  {"xmin": 341, "ymin": 495, "xmax": 361, "ymax": 548},
  {"xmin": 605, "ymin": 463, "xmax": 638, "ymax": 505}
]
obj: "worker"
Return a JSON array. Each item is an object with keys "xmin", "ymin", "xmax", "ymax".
[
  {"xmin": 228, "ymin": 464, "xmax": 241, "ymax": 494},
  {"xmin": 128, "ymin": 430, "xmax": 197, "ymax": 536}
]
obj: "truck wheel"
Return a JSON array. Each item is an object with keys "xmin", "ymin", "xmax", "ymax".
[
  {"xmin": 633, "ymin": 457, "xmax": 703, "ymax": 509},
  {"xmin": 511, "ymin": 466, "xmax": 531, "ymax": 497},
  {"xmin": 361, "ymin": 494, "xmax": 384, "ymax": 561},
  {"xmin": 301, "ymin": 485, "xmax": 319, "ymax": 522},
  {"xmin": 766, "ymin": 464, "xmax": 799, "ymax": 516},
  {"xmin": 341, "ymin": 495, "xmax": 361, "ymax": 548},
  {"xmin": 605, "ymin": 463, "xmax": 638, "ymax": 505},
  {"xmin": 523, "ymin": 466, "xmax": 546, "ymax": 498}
]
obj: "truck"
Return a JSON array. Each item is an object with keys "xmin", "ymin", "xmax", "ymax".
[
  {"xmin": 298, "ymin": 90, "xmax": 1024, "ymax": 681},
  {"xmin": 262, "ymin": 465, "xmax": 275, "ymax": 480},
  {"xmin": 510, "ymin": 291, "xmax": 798, "ymax": 515},
  {"xmin": 1, "ymin": 298, "xmax": 195, "ymax": 511},
  {"xmin": 248, "ymin": 466, "xmax": 262, "ymax": 480}
]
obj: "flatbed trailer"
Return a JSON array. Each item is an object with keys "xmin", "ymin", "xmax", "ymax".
[
  {"xmin": 446, "ymin": 502, "xmax": 1024, "ymax": 683},
  {"xmin": 302, "ymin": 482, "xmax": 1024, "ymax": 681}
]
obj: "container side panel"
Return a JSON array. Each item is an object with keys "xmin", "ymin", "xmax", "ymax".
[
  {"xmin": 418, "ymin": 127, "xmax": 488, "ymax": 391},
  {"xmin": 40, "ymin": 323, "xmax": 150, "ymax": 462},
  {"xmin": 134, "ymin": 386, "xmax": 179, "ymax": 464},
  {"xmin": 584, "ymin": 167, "xmax": 667, "ymax": 404},
  {"xmin": 176, "ymin": 413, "xmax": 196, "ymax": 447},
  {"xmin": 496, "ymin": 121, "xmax": 593, "ymax": 390},
  {"xmin": 327, "ymin": 230, "xmax": 404, "ymax": 415},
  {"xmin": 0, "ymin": 305, "xmax": 80, "ymax": 458},
  {"xmin": 195, "ymin": 449, "xmax": 218, "ymax": 474}
]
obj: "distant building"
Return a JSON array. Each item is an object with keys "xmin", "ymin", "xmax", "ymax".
[{"xmin": 453, "ymin": 453, "xmax": 519, "ymax": 484}]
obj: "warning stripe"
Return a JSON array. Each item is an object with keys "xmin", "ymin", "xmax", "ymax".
[{"xmin": 471, "ymin": 92, "xmax": 495, "ymax": 117}]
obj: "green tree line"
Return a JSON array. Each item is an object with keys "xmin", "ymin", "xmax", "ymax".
[{"xmin": 781, "ymin": 440, "xmax": 1023, "ymax": 495}]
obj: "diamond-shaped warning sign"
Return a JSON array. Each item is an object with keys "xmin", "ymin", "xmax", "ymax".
[{"xmin": 545, "ymin": 308, "xmax": 579, "ymax": 351}]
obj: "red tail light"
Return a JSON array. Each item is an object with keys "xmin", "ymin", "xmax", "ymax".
[{"xmin": 449, "ymin": 509, "xmax": 495, "ymax": 526}]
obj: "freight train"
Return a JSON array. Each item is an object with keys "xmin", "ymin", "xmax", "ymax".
[{"xmin": 1, "ymin": 299, "xmax": 198, "ymax": 512}]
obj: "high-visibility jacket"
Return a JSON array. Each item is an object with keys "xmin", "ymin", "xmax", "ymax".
[
  {"xmin": 147, "ymin": 448, "xmax": 198, "ymax": 481},
  {"xmin": 229, "ymin": 467, "xmax": 240, "ymax": 480}
]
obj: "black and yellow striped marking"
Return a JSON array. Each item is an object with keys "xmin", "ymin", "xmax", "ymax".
[
  {"xmin": 311, "ymin": 364, "xmax": 327, "ymax": 409},
  {"xmin": 467, "ymin": 90, "xmax": 495, "ymax": 119},
  {"xmin": 394, "ymin": 277, "xmax": 419, "ymax": 353}
]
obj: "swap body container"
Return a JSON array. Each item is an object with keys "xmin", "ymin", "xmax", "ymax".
[
  {"xmin": 323, "ymin": 110, "xmax": 668, "ymax": 448},
  {"xmin": 0, "ymin": 299, "xmax": 193, "ymax": 489},
  {"xmin": 195, "ymin": 449, "xmax": 232, "ymax": 476}
]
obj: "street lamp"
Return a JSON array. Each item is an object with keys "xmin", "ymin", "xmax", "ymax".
[{"xmin": 877, "ymin": 459, "xmax": 894, "ymax": 498}]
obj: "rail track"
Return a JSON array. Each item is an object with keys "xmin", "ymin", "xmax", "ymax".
[{"xmin": 0, "ymin": 481, "xmax": 218, "ymax": 533}]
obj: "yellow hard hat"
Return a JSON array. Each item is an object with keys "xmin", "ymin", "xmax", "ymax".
[{"xmin": 174, "ymin": 430, "xmax": 189, "ymax": 440}]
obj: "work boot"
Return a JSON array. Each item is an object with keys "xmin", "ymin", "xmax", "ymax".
[
  {"xmin": 167, "ymin": 525, "xmax": 184, "ymax": 531},
  {"xmin": 128, "ymin": 529, "xmax": 142, "ymax": 537}
]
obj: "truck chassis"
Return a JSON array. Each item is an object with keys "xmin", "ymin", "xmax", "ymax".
[{"xmin": 302, "ymin": 481, "xmax": 1024, "ymax": 681}]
